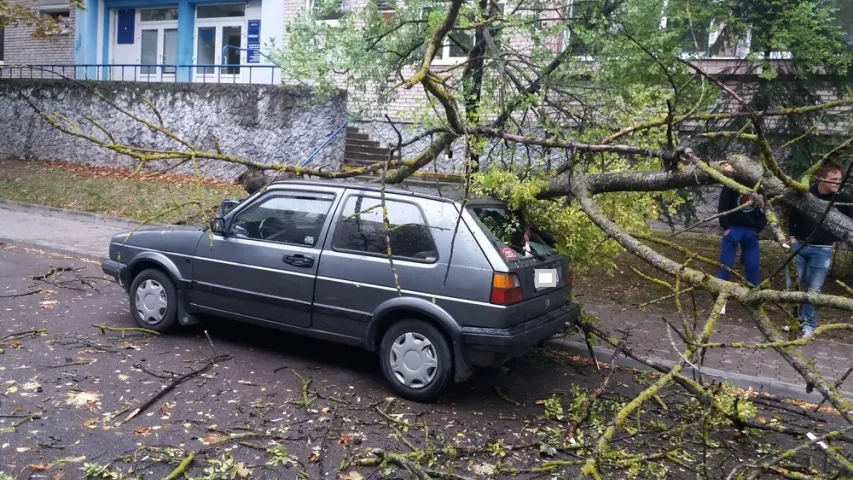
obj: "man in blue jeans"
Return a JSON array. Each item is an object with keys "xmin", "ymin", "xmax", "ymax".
[
  {"xmin": 787, "ymin": 161, "xmax": 852, "ymax": 338},
  {"xmin": 717, "ymin": 185, "xmax": 768, "ymax": 314}
]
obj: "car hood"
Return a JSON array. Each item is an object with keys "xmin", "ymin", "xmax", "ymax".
[{"xmin": 110, "ymin": 226, "xmax": 207, "ymax": 256}]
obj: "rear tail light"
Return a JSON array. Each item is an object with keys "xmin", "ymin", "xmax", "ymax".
[{"xmin": 490, "ymin": 273, "xmax": 523, "ymax": 305}]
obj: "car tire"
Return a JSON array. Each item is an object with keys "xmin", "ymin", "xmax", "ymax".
[
  {"xmin": 379, "ymin": 319, "xmax": 453, "ymax": 403},
  {"xmin": 129, "ymin": 268, "xmax": 178, "ymax": 333}
]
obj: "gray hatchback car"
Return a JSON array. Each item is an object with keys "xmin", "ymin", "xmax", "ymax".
[{"xmin": 101, "ymin": 180, "xmax": 580, "ymax": 402}]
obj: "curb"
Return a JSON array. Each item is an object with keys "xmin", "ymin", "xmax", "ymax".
[
  {"xmin": 544, "ymin": 338, "xmax": 853, "ymax": 404},
  {"xmin": 0, "ymin": 199, "xmax": 169, "ymax": 230},
  {"xmin": 0, "ymin": 236, "xmax": 103, "ymax": 261}
]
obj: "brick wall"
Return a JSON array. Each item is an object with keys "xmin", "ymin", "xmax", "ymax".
[{"xmin": 1, "ymin": 1, "xmax": 75, "ymax": 68}]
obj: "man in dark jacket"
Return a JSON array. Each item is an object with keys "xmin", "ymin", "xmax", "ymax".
[
  {"xmin": 717, "ymin": 185, "xmax": 767, "ymax": 294},
  {"xmin": 787, "ymin": 161, "xmax": 852, "ymax": 337}
]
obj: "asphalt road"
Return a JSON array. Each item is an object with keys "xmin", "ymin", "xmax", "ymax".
[
  {"xmin": 0, "ymin": 244, "xmax": 846, "ymax": 479},
  {"xmin": 0, "ymin": 245, "xmax": 583, "ymax": 479}
]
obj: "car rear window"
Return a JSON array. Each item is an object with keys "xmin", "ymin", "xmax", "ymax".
[{"xmin": 467, "ymin": 205, "xmax": 557, "ymax": 260}]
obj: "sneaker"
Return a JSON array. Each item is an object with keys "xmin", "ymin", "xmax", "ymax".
[{"xmin": 802, "ymin": 326, "xmax": 815, "ymax": 338}]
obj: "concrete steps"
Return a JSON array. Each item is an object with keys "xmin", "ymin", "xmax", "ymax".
[{"xmin": 342, "ymin": 125, "xmax": 463, "ymax": 186}]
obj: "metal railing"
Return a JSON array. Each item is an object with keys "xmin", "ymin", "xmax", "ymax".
[
  {"xmin": 300, "ymin": 117, "xmax": 351, "ymax": 168},
  {"xmin": 0, "ymin": 63, "xmax": 280, "ymax": 84}
]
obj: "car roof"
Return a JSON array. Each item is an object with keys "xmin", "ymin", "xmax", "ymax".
[{"xmin": 268, "ymin": 178, "xmax": 502, "ymax": 205}]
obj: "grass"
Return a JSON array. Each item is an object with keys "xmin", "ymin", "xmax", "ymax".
[{"xmin": 0, "ymin": 158, "xmax": 245, "ymax": 225}]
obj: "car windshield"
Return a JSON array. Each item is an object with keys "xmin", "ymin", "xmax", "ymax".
[{"xmin": 467, "ymin": 205, "xmax": 558, "ymax": 259}]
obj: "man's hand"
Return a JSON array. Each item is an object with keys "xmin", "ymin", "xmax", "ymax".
[
  {"xmin": 790, "ymin": 236, "xmax": 797, "ymax": 245},
  {"xmin": 723, "ymin": 229, "xmax": 730, "ymax": 236}
]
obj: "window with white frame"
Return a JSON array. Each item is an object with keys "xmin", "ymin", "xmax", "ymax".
[
  {"xmin": 829, "ymin": 0, "xmax": 853, "ymax": 47},
  {"xmin": 660, "ymin": 0, "xmax": 798, "ymax": 59},
  {"xmin": 376, "ymin": 0, "xmax": 395, "ymax": 12},
  {"xmin": 39, "ymin": 2, "xmax": 72, "ymax": 35},
  {"xmin": 308, "ymin": 0, "xmax": 345, "ymax": 21},
  {"xmin": 560, "ymin": 0, "xmax": 599, "ymax": 58}
]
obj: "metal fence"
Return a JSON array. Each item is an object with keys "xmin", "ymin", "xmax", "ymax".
[{"xmin": 0, "ymin": 63, "xmax": 280, "ymax": 85}]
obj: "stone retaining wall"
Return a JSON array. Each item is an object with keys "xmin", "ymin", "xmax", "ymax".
[{"xmin": 0, "ymin": 80, "xmax": 347, "ymax": 180}]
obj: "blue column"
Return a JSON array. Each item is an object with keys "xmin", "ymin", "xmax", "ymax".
[
  {"xmin": 176, "ymin": 0, "xmax": 195, "ymax": 82},
  {"xmin": 101, "ymin": 7, "xmax": 111, "ymax": 79},
  {"xmin": 259, "ymin": 0, "xmax": 284, "ymax": 84},
  {"xmin": 74, "ymin": 0, "xmax": 102, "ymax": 79}
]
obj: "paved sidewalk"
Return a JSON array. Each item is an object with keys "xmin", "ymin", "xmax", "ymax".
[
  {"xmin": 0, "ymin": 200, "xmax": 162, "ymax": 259},
  {"xmin": 1, "ymin": 200, "xmax": 851, "ymax": 402},
  {"xmin": 550, "ymin": 301, "xmax": 853, "ymax": 402}
]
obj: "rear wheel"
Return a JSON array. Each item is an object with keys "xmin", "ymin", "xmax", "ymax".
[
  {"xmin": 129, "ymin": 269, "xmax": 178, "ymax": 333},
  {"xmin": 379, "ymin": 319, "xmax": 453, "ymax": 403}
]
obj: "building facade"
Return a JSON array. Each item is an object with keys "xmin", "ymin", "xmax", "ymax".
[
  {"xmin": 2, "ymin": 0, "xmax": 851, "ymax": 176},
  {"xmin": 4, "ymin": 0, "xmax": 851, "ymax": 107},
  {"xmin": 2, "ymin": 0, "xmax": 76, "ymax": 66}
]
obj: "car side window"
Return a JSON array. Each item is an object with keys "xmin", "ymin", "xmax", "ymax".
[
  {"xmin": 332, "ymin": 195, "xmax": 438, "ymax": 262},
  {"xmin": 230, "ymin": 191, "xmax": 335, "ymax": 247}
]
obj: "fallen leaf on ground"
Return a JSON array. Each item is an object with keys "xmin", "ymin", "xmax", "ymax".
[
  {"xmin": 66, "ymin": 390, "xmax": 101, "ymax": 407},
  {"xmin": 22, "ymin": 380, "xmax": 41, "ymax": 391},
  {"xmin": 40, "ymin": 300, "xmax": 58, "ymax": 309},
  {"xmin": 338, "ymin": 433, "xmax": 354, "ymax": 446},
  {"xmin": 235, "ymin": 462, "xmax": 252, "ymax": 477},
  {"xmin": 202, "ymin": 434, "xmax": 226, "ymax": 446},
  {"xmin": 309, "ymin": 452, "xmax": 320, "ymax": 463},
  {"xmin": 159, "ymin": 402, "xmax": 175, "ymax": 418},
  {"xmin": 340, "ymin": 472, "xmax": 363, "ymax": 480},
  {"xmin": 471, "ymin": 463, "xmax": 496, "ymax": 475},
  {"xmin": 133, "ymin": 426, "xmax": 151, "ymax": 436}
]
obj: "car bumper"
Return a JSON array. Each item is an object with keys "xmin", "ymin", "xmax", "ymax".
[
  {"xmin": 101, "ymin": 259, "xmax": 126, "ymax": 285},
  {"xmin": 461, "ymin": 301, "xmax": 580, "ymax": 352}
]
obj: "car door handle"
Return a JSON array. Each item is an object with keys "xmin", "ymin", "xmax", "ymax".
[{"xmin": 283, "ymin": 254, "xmax": 314, "ymax": 268}]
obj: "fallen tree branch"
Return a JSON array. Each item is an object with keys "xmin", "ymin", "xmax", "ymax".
[
  {"xmin": 289, "ymin": 370, "xmax": 317, "ymax": 409},
  {"xmin": 32, "ymin": 266, "xmax": 76, "ymax": 281},
  {"xmin": 0, "ymin": 288, "xmax": 42, "ymax": 298},
  {"xmin": 161, "ymin": 452, "xmax": 195, "ymax": 480},
  {"xmin": 122, "ymin": 354, "xmax": 231, "ymax": 424},
  {"xmin": 566, "ymin": 332, "xmax": 627, "ymax": 445},
  {"xmin": 741, "ymin": 424, "xmax": 853, "ymax": 480},
  {"xmin": 93, "ymin": 323, "xmax": 160, "ymax": 336},
  {"xmin": 0, "ymin": 329, "xmax": 47, "ymax": 343}
]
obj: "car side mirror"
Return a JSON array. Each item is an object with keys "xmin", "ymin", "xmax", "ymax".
[
  {"xmin": 220, "ymin": 199, "xmax": 240, "ymax": 217},
  {"xmin": 210, "ymin": 217, "xmax": 227, "ymax": 235}
]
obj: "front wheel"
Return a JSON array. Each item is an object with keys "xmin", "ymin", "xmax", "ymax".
[
  {"xmin": 129, "ymin": 269, "xmax": 178, "ymax": 333},
  {"xmin": 379, "ymin": 320, "xmax": 453, "ymax": 403}
]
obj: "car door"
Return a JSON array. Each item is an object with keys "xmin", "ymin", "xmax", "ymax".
[
  {"xmin": 191, "ymin": 186, "xmax": 340, "ymax": 328},
  {"xmin": 313, "ymin": 191, "xmax": 444, "ymax": 340}
]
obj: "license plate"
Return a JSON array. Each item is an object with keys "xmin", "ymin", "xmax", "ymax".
[{"xmin": 534, "ymin": 268, "xmax": 559, "ymax": 290}]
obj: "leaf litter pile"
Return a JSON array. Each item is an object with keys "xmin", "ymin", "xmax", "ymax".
[{"xmin": 1, "ymin": 247, "xmax": 851, "ymax": 479}]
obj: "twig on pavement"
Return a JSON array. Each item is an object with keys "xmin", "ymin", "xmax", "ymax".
[
  {"xmin": 0, "ymin": 288, "xmax": 42, "ymax": 298},
  {"xmin": 122, "ymin": 354, "xmax": 231, "ymax": 424}
]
